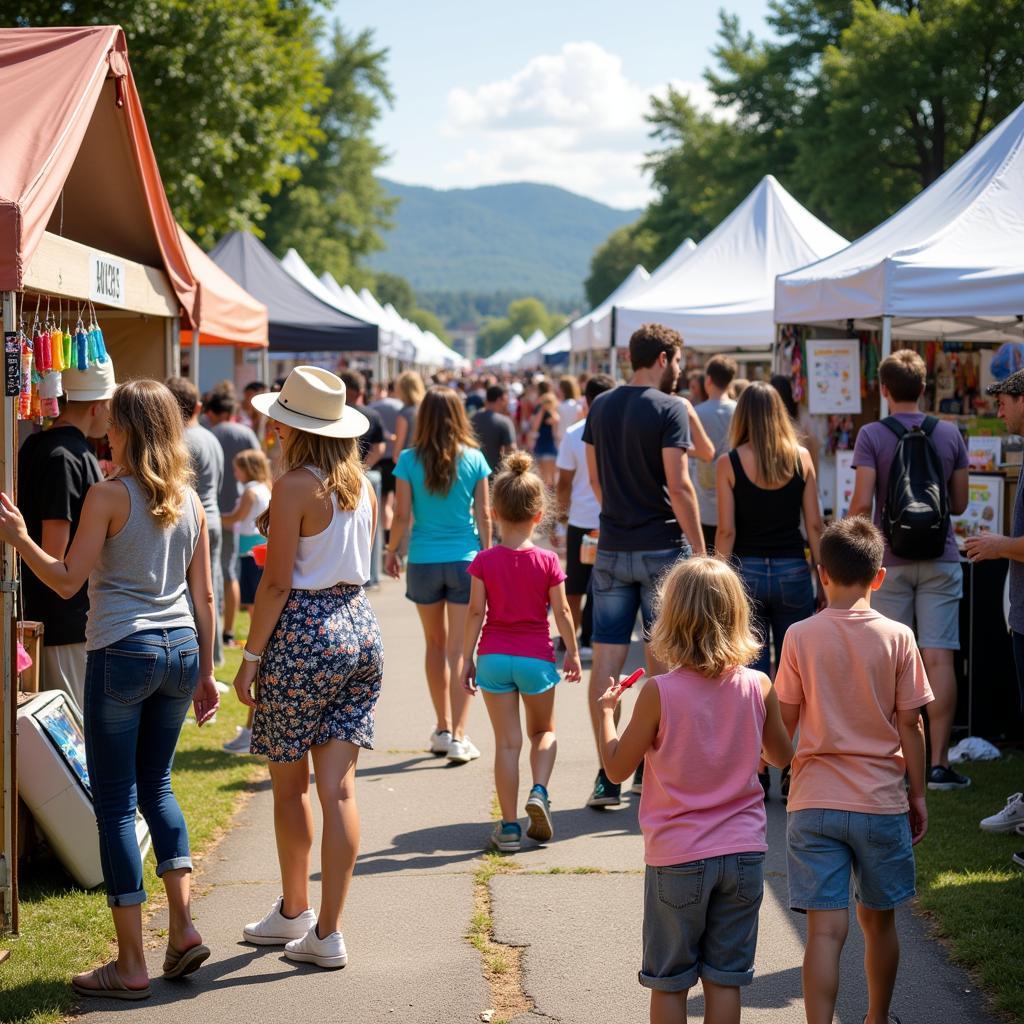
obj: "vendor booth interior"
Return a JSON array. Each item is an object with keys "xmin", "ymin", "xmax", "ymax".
[{"xmin": 0, "ymin": 25, "xmax": 201, "ymax": 934}]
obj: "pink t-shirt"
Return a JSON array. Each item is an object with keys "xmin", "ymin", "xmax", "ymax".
[
  {"xmin": 468, "ymin": 546, "xmax": 567, "ymax": 662},
  {"xmin": 640, "ymin": 666, "xmax": 768, "ymax": 867},
  {"xmin": 774, "ymin": 607, "xmax": 934, "ymax": 814}
]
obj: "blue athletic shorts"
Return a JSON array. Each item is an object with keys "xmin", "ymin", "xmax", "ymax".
[{"xmin": 476, "ymin": 653, "xmax": 560, "ymax": 695}]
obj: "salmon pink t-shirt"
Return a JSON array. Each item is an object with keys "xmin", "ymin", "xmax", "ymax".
[
  {"xmin": 640, "ymin": 666, "xmax": 769, "ymax": 866},
  {"xmin": 468, "ymin": 546, "xmax": 566, "ymax": 662},
  {"xmin": 774, "ymin": 607, "xmax": 933, "ymax": 815}
]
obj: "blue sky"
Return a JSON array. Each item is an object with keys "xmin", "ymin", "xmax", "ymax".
[{"xmin": 332, "ymin": 1, "xmax": 774, "ymax": 208}]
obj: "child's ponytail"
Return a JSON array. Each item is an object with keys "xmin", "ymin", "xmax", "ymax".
[{"xmin": 492, "ymin": 450, "xmax": 547, "ymax": 524}]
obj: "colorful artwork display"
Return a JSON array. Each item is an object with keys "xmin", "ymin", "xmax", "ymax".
[{"xmin": 807, "ymin": 339, "xmax": 862, "ymax": 415}]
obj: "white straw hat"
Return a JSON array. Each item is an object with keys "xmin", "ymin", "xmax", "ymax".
[
  {"xmin": 250, "ymin": 366, "xmax": 369, "ymax": 438},
  {"xmin": 62, "ymin": 358, "xmax": 117, "ymax": 402}
]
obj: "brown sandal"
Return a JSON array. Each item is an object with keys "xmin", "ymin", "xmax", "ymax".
[
  {"xmin": 71, "ymin": 961, "xmax": 151, "ymax": 1001},
  {"xmin": 162, "ymin": 942, "xmax": 211, "ymax": 979}
]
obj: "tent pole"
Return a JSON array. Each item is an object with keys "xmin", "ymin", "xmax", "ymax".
[
  {"xmin": 880, "ymin": 316, "xmax": 893, "ymax": 417},
  {"xmin": 609, "ymin": 306, "xmax": 618, "ymax": 380},
  {"xmin": 1, "ymin": 290, "xmax": 18, "ymax": 935},
  {"xmin": 190, "ymin": 328, "xmax": 200, "ymax": 386}
]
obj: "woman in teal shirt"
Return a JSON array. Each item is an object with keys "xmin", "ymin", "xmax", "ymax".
[{"xmin": 386, "ymin": 385, "xmax": 492, "ymax": 765}]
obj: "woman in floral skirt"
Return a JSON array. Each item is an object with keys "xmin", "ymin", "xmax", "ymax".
[{"xmin": 233, "ymin": 366, "xmax": 383, "ymax": 970}]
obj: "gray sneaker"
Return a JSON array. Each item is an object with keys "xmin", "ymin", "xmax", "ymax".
[{"xmin": 525, "ymin": 786, "xmax": 553, "ymax": 842}]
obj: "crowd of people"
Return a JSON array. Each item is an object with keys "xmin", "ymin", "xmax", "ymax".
[{"xmin": 2, "ymin": 320, "xmax": 1023, "ymax": 1024}]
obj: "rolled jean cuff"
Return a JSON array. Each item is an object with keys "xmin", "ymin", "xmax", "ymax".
[
  {"xmin": 638, "ymin": 964, "xmax": 700, "ymax": 992},
  {"xmin": 155, "ymin": 855, "xmax": 193, "ymax": 878},
  {"xmin": 107, "ymin": 887, "xmax": 147, "ymax": 908},
  {"xmin": 702, "ymin": 963, "xmax": 755, "ymax": 988}
]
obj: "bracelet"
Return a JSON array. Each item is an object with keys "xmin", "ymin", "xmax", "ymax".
[{"xmin": 241, "ymin": 647, "xmax": 262, "ymax": 663}]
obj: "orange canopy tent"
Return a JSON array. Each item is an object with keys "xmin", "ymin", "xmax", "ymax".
[
  {"xmin": 0, "ymin": 25, "xmax": 197, "ymax": 325},
  {"xmin": 178, "ymin": 228, "xmax": 268, "ymax": 348}
]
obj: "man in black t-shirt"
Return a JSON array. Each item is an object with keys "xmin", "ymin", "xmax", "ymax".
[
  {"xmin": 582, "ymin": 323, "xmax": 704, "ymax": 807},
  {"xmin": 17, "ymin": 359, "xmax": 117, "ymax": 710}
]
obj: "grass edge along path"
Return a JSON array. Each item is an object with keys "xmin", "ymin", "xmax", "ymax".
[
  {"xmin": 913, "ymin": 752, "xmax": 1024, "ymax": 1023},
  {"xmin": 0, "ymin": 635, "xmax": 265, "ymax": 1024}
]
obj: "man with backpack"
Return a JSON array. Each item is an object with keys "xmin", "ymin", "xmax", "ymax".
[{"xmin": 849, "ymin": 349, "xmax": 969, "ymax": 789}]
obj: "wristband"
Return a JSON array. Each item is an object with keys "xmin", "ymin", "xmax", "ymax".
[{"xmin": 241, "ymin": 647, "xmax": 262, "ymax": 663}]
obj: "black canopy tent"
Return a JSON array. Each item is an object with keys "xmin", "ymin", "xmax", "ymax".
[{"xmin": 209, "ymin": 232, "xmax": 378, "ymax": 353}]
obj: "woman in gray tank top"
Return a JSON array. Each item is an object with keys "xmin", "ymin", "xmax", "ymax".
[{"xmin": 0, "ymin": 380, "xmax": 219, "ymax": 999}]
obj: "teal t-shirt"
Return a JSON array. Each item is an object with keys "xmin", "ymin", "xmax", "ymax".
[{"xmin": 395, "ymin": 446, "xmax": 491, "ymax": 563}]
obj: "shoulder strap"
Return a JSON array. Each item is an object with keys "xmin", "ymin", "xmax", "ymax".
[
  {"xmin": 728, "ymin": 448, "xmax": 743, "ymax": 479},
  {"xmin": 920, "ymin": 415, "xmax": 939, "ymax": 436},
  {"xmin": 881, "ymin": 416, "xmax": 907, "ymax": 440}
]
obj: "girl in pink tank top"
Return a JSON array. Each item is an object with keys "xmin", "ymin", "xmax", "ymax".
[{"xmin": 596, "ymin": 557, "xmax": 792, "ymax": 1023}]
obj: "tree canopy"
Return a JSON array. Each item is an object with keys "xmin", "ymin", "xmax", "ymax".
[{"xmin": 476, "ymin": 298, "xmax": 565, "ymax": 357}]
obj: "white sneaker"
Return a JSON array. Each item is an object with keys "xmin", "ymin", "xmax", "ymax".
[
  {"xmin": 284, "ymin": 926, "xmax": 348, "ymax": 969},
  {"xmin": 447, "ymin": 735, "xmax": 481, "ymax": 764},
  {"xmin": 243, "ymin": 897, "xmax": 316, "ymax": 945},
  {"xmin": 429, "ymin": 729, "xmax": 453, "ymax": 756},
  {"xmin": 215, "ymin": 680, "xmax": 230, "ymax": 694},
  {"xmin": 223, "ymin": 726, "xmax": 252, "ymax": 755},
  {"xmin": 980, "ymin": 792, "xmax": 1024, "ymax": 833}
]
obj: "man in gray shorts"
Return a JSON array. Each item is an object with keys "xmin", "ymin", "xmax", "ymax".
[{"xmin": 204, "ymin": 389, "xmax": 259, "ymax": 645}]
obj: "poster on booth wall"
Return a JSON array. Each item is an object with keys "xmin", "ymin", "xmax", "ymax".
[
  {"xmin": 807, "ymin": 339, "xmax": 862, "ymax": 415},
  {"xmin": 834, "ymin": 450, "xmax": 858, "ymax": 520},
  {"xmin": 967, "ymin": 435, "xmax": 1002, "ymax": 472},
  {"xmin": 951, "ymin": 474, "xmax": 1004, "ymax": 547}
]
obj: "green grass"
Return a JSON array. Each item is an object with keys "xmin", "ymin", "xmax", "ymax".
[
  {"xmin": 1, "ymin": 619, "xmax": 265, "ymax": 1024},
  {"xmin": 914, "ymin": 752, "xmax": 1024, "ymax": 1022}
]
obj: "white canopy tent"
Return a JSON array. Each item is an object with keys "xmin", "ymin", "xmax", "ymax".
[
  {"xmin": 775, "ymin": 99, "xmax": 1024, "ymax": 346},
  {"xmin": 539, "ymin": 324, "xmax": 571, "ymax": 362},
  {"xmin": 515, "ymin": 328, "xmax": 550, "ymax": 369},
  {"xmin": 570, "ymin": 265, "xmax": 650, "ymax": 352},
  {"xmin": 646, "ymin": 237, "xmax": 698, "ymax": 289},
  {"xmin": 484, "ymin": 333, "xmax": 527, "ymax": 367},
  {"xmin": 615, "ymin": 176, "xmax": 848, "ymax": 349}
]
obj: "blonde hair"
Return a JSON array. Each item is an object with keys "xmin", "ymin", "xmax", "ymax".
[
  {"xmin": 649, "ymin": 557, "xmax": 760, "ymax": 678},
  {"xmin": 397, "ymin": 370, "xmax": 426, "ymax": 408},
  {"xmin": 413, "ymin": 386, "xmax": 479, "ymax": 494},
  {"xmin": 110, "ymin": 380, "xmax": 194, "ymax": 525},
  {"xmin": 729, "ymin": 381, "xmax": 801, "ymax": 488},
  {"xmin": 492, "ymin": 450, "xmax": 546, "ymax": 523},
  {"xmin": 234, "ymin": 448, "xmax": 272, "ymax": 486},
  {"xmin": 255, "ymin": 429, "xmax": 363, "ymax": 534}
]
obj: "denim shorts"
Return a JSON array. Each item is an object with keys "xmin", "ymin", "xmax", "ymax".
[
  {"xmin": 592, "ymin": 546, "xmax": 688, "ymax": 645},
  {"xmin": 476, "ymin": 653, "xmax": 560, "ymax": 695},
  {"xmin": 406, "ymin": 559, "xmax": 472, "ymax": 605},
  {"xmin": 872, "ymin": 560, "xmax": 962, "ymax": 650},
  {"xmin": 640, "ymin": 852, "xmax": 765, "ymax": 991},
  {"xmin": 787, "ymin": 808, "xmax": 916, "ymax": 912}
]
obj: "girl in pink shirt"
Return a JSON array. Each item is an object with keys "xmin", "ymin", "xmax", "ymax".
[
  {"xmin": 598, "ymin": 557, "xmax": 792, "ymax": 1024},
  {"xmin": 462, "ymin": 452, "xmax": 582, "ymax": 853}
]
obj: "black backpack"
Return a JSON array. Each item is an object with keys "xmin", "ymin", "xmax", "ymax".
[{"xmin": 881, "ymin": 416, "xmax": 949, "ymax": 560}]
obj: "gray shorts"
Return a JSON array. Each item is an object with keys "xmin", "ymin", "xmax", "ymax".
[
  {"xmin": 221, "ymin": 526, "xmax": 239, "ymax": 583},
  {"xmin": 405, "ymin": 560, "xmax": 472, "ymax": 605},
  {"xmin": 873, "ymin": 560, "xmax": 962, "ymax": 650},
  {"xmin": 640, "ymin": 852, "xmax": 765, "ymax": 991}
]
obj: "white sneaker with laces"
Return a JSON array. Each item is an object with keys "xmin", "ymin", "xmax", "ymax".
[
  {"xmin": 447, "ymin": 735, "xmax": 481, "ymax": 764},
  {"xmin": 429, "ymin": 729, "xmax": 453, "ymax": 755},
  {"xmin": 980, "ymin": 793, "xmax": 1024, "ymax": 833},
  {"xmin": 284, "ymin": 926, "xmax": 348, "ymax": 969},
  {"xmin": 243, "ymin": 897, "xmax": 316, "ymax": 945},
  {"xmin": 223, "ymin": 726, "xmax": 253, "ymax": 755}
]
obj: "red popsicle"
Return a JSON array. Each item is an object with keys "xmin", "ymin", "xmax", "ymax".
[{"xmin": 618, "ymin": 668, "xmax": 644, "ymax": 691}]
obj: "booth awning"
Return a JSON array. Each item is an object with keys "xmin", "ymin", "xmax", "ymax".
[
  {"xmin": 775, "ymin": 99, "xmax": 1024, "ymax": 341},
  {"xmin": 570, "ymin": 265, "xmax": 650, "ymax": 352},
  {"xmin": 615, "ymin": 176, "xmax": 848, "ymax": 349},
  {"xmin": 179, "ymin": 228, "xmax": 267, "ymax": 348},
  {"xmin": 0, "ymin": 26, "xmax": 197, "ymax": 326},
  {"xmin": 209, "ymin": 232, "xmax": 377, "ymax": 353}
]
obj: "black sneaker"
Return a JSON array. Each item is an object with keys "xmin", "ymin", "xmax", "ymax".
[
  {"xmin": 927, "ymin": 765, "xmax": 971, "ymax": 791},
  {"xmin": 631, "ymin": 760, "xmax": 644, "ymax": 795},
  {"xmin": 758, "ymin": 771, "xmax": 771, "ymax": 801},
  {"xmin": 780, "ymin": 765, "xmax": 791, "ymax": 803},
  {"xmin": 587, "ymin": 769, "xmax": 621, "ymax": 808}
]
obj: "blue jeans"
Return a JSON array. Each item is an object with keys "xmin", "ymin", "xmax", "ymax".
[
  {"xmin": 736, "ymin": 557, "xmax": 815, "ymax": 675},
  {"xmin": 84, "ymin": 627, "xmax": 199, "ymax": 907},
  {"xmin": 592, "ymin": 546, "xmax": 689, "ymax": 645}
]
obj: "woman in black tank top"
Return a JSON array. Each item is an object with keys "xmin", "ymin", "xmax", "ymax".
[{"xmin": 714, "ymin": 381, "xmax": 824, "ymax": 675}]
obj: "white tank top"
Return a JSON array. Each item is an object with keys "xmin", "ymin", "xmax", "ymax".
[
  {"xmin": 292, "ymin": 467, "xmax": 373, "ymax": 589},
  {"xmin": 238, "ymin": 481, "xmax": 271, "ymax": 536}
]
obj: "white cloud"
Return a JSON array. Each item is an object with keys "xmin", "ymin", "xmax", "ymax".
[{"xmin": 440, "ymin": 42, "xmax": 715, "ymax": 208}]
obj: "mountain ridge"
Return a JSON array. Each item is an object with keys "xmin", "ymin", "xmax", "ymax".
[{"xmin": 369, "ymin": 178, "xmax": 641, "ymax": 304}]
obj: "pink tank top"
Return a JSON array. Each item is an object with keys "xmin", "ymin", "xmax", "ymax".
[{"xmin": 639, "ymin": 665, "xmax": 768, "ymax": 866}]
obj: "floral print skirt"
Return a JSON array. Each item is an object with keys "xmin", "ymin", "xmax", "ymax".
[{"xmin": 250, "ymin": 584, "xmax": 384, "ymax": 763}]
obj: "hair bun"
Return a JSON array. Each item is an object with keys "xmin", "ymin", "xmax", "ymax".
[{"xmin": 503, "ymin": 450, "xmax": 534, "ymax": 475}]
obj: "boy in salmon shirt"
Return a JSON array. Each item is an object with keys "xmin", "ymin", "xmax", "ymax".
[{"xmin": 776, "ymin": 518, "xmax": 933, "ymax": 1024}]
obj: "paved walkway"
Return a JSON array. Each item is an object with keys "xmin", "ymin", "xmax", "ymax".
[{"xmin": 81, "ymin": 580, "xmax": 995, "ymax": 1023}]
